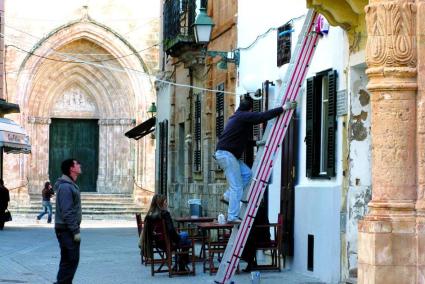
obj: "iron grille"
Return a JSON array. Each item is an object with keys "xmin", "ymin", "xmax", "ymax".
[{"xmin": 163, "ymin": 0, "xmax": 196, "ymax": 55}]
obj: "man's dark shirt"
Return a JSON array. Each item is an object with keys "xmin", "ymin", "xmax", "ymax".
[{"xmin": 216, "ymin": 107, "xmax": 283, "ymax": 159}]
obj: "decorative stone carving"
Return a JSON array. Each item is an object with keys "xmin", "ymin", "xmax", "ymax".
[
  {"xmin": 52, "ymin": 88, "xmax": 97, "ymax": 115},
  {"xmin": 28, "ymin": 116, "xmax": 51, "ymax": 124},
  {"xmin": 98, "ymin": 118, "xmax": 135, "ymax": 125},
  {"xmin": 365, "ymin": 2, "xmax": 416, "ymax": 67}
]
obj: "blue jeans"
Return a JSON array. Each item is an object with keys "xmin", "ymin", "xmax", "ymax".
[
  {"xmin": 215, "ymin": 150, "xmax": 252, "ymax": 221},
  {"xmin": 37, "ymin": 201, "xmax": 52, "ymax": 223}
]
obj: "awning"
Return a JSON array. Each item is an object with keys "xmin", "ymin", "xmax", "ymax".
[
  {"xmin": 125, "ymin": 117, "xmax": 156, "ymax": 140},
  {"xmin": 0, "ymin": 118, "xmax": 31, "ymax": 154}
]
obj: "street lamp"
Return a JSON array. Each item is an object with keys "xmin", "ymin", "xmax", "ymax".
[
  {"xmin": 193, "ymin": 8, "xmax": 214, "ymax": 44},
  {"xmin": 147, "ymin": 102, "xmax": 157, "ymax": 118},
  {"xmin": 193, "ymin": 7, "xmax": 239, "ymax": 69}
]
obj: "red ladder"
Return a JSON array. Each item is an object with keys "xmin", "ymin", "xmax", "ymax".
[{"xmin": 214, "ymin": 10, "xmax": 322, "ymax": 284}]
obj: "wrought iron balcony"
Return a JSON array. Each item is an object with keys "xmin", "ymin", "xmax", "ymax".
[{"xmin": 163, "ymin": 0, "xmax": 206, "ymax": 57}]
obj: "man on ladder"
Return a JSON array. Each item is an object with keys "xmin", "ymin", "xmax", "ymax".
[{"xmin": 214, "ymin": 96, "xmax": 297, "ymax": 224}]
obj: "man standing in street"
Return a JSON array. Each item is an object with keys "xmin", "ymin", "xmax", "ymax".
[
  {"xmin": 54, "ymin": 158, "xmax": 82, "ymax": 283},
  {"xmin": 215, "ymin": 97, "xmax": 296, "ymax": 223}
]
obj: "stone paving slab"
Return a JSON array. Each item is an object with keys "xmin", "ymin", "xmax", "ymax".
[{"xmin": 0, "ymin": 219, "xmax": 323, "ymax": 284}]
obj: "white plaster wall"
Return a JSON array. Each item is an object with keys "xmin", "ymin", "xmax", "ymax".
[
  {"xmin": 238, "ymin": 2, "xmax": 348, "ymax": 282},
  {"xmin": 155, "ymin": 81, "xmax": 171, "ymax": 193},
  {"xmin": 346, "ymin": 62, "xmax": 371, "ymax": 274},
  {"xmin": 293, "ymin": 26, "xmax": 347, "ymax": 283}
]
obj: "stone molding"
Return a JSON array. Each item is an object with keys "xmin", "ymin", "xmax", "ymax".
[
  {"xmin": 27, "ymin": 116, "xmax": 51, "ymax": 124},
  {"xmin": 98, "ymin": 118, "xmax": 135, "ymax": 125}
]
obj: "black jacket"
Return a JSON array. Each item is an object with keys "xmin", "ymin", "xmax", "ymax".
[
  {"xmin": 54, "ymin": 175, "xmax": 82, "ymax": 235},
  {"xmin": 0, "ymin": 186, "xmax": 9, "ymax": 210},
  {"xmin": 216, "ymin": 107, "xmax": 283, "ymax": 159}
]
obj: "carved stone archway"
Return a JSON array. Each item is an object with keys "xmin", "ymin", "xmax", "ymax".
[{"xmin": 17, "ymin": 17, "xmax": 155, "ymax": 196}]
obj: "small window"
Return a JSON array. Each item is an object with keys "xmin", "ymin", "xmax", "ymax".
[
  {"xmin": 193, "ymin": 93, "xmax": 202, "ymax": 172},
  {"xmin": 277, "ymin": 23, "xmax": 292, "ymax": 67},
  {"xmin": 305, "ymin": 69, "xmax": 337, "ymax": 178}
]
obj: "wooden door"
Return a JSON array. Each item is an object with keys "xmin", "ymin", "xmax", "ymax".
[
  {"xmin": 280, "ymin": 112, "xmax": 297, "ymax": 256},
  {"xmin": 49, "ymin": 119, "xmax": 99, "ymax": 192}
]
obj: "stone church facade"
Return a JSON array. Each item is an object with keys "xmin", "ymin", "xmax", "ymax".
[{"xmin": 3, "ymin": 0, "xmax": 158, "ymax": 206}]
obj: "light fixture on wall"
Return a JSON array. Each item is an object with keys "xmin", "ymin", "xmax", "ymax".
[
  {"xmin": 193, "ymin": 8, "xmax": 239, "ymax": 69},
  {"xmin": 242, "ymin": 74, "xmax": 262, "ymax": 100},
  {"xmin": 147, "ymin": 102, "xmax": 157, "ymax": 118}
]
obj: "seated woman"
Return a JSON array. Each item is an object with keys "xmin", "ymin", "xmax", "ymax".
[{"xmin": 139, "ymin": 194, "xmax": 191, "ymax": 271}]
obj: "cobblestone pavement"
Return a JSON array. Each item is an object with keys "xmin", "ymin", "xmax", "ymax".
[{"xmin": 0, "ymin": 219, "xmax": 323, "ymax": 284}]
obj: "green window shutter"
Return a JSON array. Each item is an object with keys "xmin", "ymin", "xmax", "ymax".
[
  {"xmin": 305, "ymin": 77, "xmax": 314, "ymax": 178},
  {"xmin": 252, "ymin": 95, "xmax": 263, "ymax": 140},
  {"xmin": 326, "ymin": 70, "xmax": 337, "ymax": 177},
  {"xmin": 216, "ymin": 83, "xmax": 225, "ymax": 138}
]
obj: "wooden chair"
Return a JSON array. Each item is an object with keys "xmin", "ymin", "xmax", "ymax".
[
  {"xmin": 135, "ymin": 213, "xmax": 146, "ymax": 264},
  {"xmin": 252, "ymin": 213, "xmax": 284, "ymax": 271},
  {"xmin": 146, "ymin": 215, "xmax": 196, "ymax": 277},
  {"xmin": 161, "ymin": 218, "xmax": 196, "ymax": 277}
]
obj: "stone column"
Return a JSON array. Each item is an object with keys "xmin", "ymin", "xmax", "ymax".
[
  {"xmin": 98, "ymin": 118, "xmax": 134, "ymax": 194},
  {"xmin": 358, "ymin": 1, "xmax": 418, "ymax": 283},
  {"xmin": 416, "ymin": 1, "xmax": 425, "ymax": 282},
  {"xmin": 27, "ymin": 116, "xmax": 51, "ymax": 195}
]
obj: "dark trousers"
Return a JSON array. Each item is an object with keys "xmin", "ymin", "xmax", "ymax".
[
  {"xmin": 55, "ymin": 228, "xmax": 80, "ymax": 284},
  {"xmin": 0, "ymin": 207, "xmax": 6, "ymax": 230}
]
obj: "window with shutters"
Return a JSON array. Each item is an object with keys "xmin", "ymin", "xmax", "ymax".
[
  {"xmin": 216, "ymin": 83, "xmax": 225, "ymax": 139},
  {"xmin": 193, "ymin": 93, "xmax": 202, "ymax": 172},
  {"xmin": 305, "ymin": 69, "xmax": 337, "ymax": 178},
  {"xmin": 159, "ymin": 120, "xmax": 168, "ymax": 195},
  {"xmin": 277, "ymin": 23, "xmax": 292, "ymax": 67}
]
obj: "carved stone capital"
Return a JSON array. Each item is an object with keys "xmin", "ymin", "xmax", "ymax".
[
  {"xmin": 27, "ymin": 116, "xmax": 51, "ymax": 124},
  {"xmin": 365, "ymin": 2, "xmax": 417, "ymax": 68}
]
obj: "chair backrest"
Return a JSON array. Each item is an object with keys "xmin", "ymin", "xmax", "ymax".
[{"xmin": 277, "ymin": 213, "xmax": 283, "ymax": 250}]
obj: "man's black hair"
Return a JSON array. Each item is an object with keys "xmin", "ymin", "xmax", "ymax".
[
  {"xmin": 61, "ymin": 158, "xmax": 78, "ymax": 176},
  {"xmin": 238, "ymin": 96, "xmax": 253, "ymax": 111}
]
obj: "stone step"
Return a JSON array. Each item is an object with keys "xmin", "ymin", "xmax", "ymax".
[
  {"xmin": 24, "ymin": 201, "xmax": 139, "ymax": 206},
  {"xmin": 29, "ymin": 194, "xmax": 136, "ymax": 202},
  {"xmin": 17, "ymin": 193, "xmax": 152, "ymax": 221},
  {"xmin": 12, "ymin": 212, "xmax": 145, "ymax": 221}
]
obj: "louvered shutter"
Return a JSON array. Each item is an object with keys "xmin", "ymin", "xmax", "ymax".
[
  {"xmin": 305, "ymin": 77, "xmax": 314, "ymax": 178},
  {"xmin": 158, "ymin": 120, "xmax": 168, "ymax": 195},
  {"xmin": 326, "ymin": 70, "xmax": 337, "ymax": 177},
  {"xmin": 216, "ymin": 84, "xmax": 224, "ymax": 138},
  {"xmin": 252, "ymin": 97, "xmax": 263, "ymax": 140},
  {"xmin": 277, "ymin": 23, "xmax": 292, "ymax": 67},
  {"xmin": 194, "ymin": 94, "xmax": 202, "ymax": 172}
]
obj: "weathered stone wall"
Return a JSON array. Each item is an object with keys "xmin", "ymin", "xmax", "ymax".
[
  {"xmin": 165, "ymin": 0, "xmax": 237, "ymax": 218},
  {"xmin": 3, "ymin": 0, "xmax": 159, "ymax": 203}
]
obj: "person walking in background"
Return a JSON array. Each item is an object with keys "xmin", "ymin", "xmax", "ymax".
[
  {"xmin": 215, "ymin": 97, "xmax": 297, "ymax": 223},
  {"xmin": 37, "ymin": 181, "xmax": 54, "ymax": 223},
  {"xmin": 54, "ymin": 159, "xmax": 82, "ymax": 284},
  {"xmin": 0, "ymin": 179, "xmax": 10, "ymax": 230}
]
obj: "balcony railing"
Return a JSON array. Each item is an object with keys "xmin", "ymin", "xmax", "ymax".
[{"xmin": 163, "ymin": 0, "xmax": 203, "ymax": 57}]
